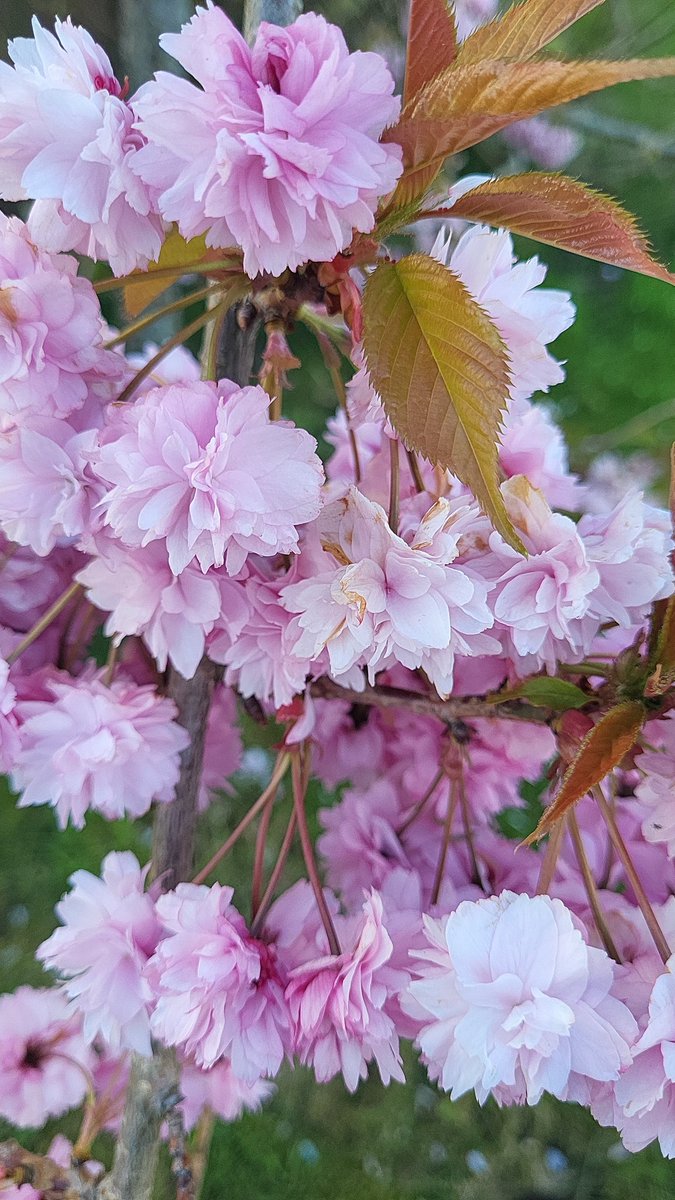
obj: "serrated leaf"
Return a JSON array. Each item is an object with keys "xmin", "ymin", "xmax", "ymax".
[
  {"xmin": 384, "ymin": 56, "xmax": 675, "ymax": 207},
  {"xmin": 456, "ymin": 0, "xmax": 605, "ymax": 67},
  {"xmin": 404, "ymin": 0, "xmax": 458, "ymax": 104},
  {"xmin": 524, "ymin": 702, "xmax": 646, "ymax": 844},
  {"xmin": 436, "ymin": 174, "xmax": 674, "ymax": 284},
  {"xmin": 124, "ymin": 229, "xmax": 210, "ymax": 317},
  {"xmin": 362, "ymin": 253, "xmax": 524, "ymax": 552},
  {"xmin": 491, "ymin": 676, "xmax": 589, "ymax": 710},
  {"xmin": 652, "ymin": 595, "xmax": 675, "ymax": 677}
]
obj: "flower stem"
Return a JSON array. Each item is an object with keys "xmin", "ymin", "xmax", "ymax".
[
  {"xmin": 388, "ymin": 438, "xmax": 400, "ymax": 533},
  {"xmin": 251, "ymin": 792, "xmax": 274, "ymax": 917},
  {"xmin": 251, "ymin": 809, "xmax": 297, "ymax": 935},
  {"xmin": 406, "ymin": 447, "xmax": 426, "ymax": 494},
  {"xmin": 568, "ymin": 812, "xmax": 621, "ymax": 963},
  {"xmin": 104, "ymin": 284, "xmax": 222, "ymax": 348},
  {"xmin": 93, "ymin": 259, "xmax": 241, "ymax": 295},
  {"xmin": 192, "ymin": 752, "xmax": 290, "ymax": 886},
  {"xmin": 292, "ymin": 747, "xmax": 341, "ymax": 955},
  {"xmin": 593, "ymin": 784, "xmax": 671, "ymax": 964},
  {"xmin": 6, "ymin": 582, "xmax": 82, "ymax": 665},
  {"xmin": 397, "ymin": 768, "xmax": 444, "ymax": 835},
  {"xmin": 115, "ymin": 308, "xmax": 216, "ymax": 405},
  {"xmin": 535, "ymin": 818, "xmax": 565, "ymax": 896},
  {"xmin": 430, "ymin": 778, "xmax": 460, "ymax": 907}
]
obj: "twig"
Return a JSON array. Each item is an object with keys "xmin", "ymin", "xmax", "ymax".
[{"xmin": 310, "ymin": 676, "xmax": 551, "ymax": 725}]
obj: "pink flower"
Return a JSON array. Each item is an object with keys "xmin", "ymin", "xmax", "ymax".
[
  {"xmin": 0, "ymin": 18, "xmax": 163, "ymax": 274},
  {"xmin": 77, "ymin": 536, "xmax": 250, "ymax": 680},
  {"xmin": 179, "ymin": 1060, "xmax": 274, "ymax": 1131},
  {"xmin": 133, "ymin": 7, "xmax": 402, "ymax": 277},
  {"xmin": 0, "ymin": 213, "xmax": 118, "ymax": 425},
  {"xmin": 211, "ymin": 564, "xmax": 311, "ymax": 709},
  {"xmin": 281, "ymin": 488, "xmax": 497, "ymax": 697},
  {"xmin": 0, "ymin": 986, "xmax": 92, "ymax": 1127},
  {"xmin": 95, "ymin": 380, "xmax": 323, "ymax": 575},
  {"xmin": 285, "ymin": 890, "xmax": 405, "ymax": 1092},
  {"xmin": 405, "ymin": 891, "xmax": 637, "ymax": 1105},
  {"xmin": 499, "ymin": 396, "xmax": 584, "ymax": 511},
  {"xmin": 578, "ymin": 492, "xmax": 674, "ymax": 629},
  {"xmin": 318, "ymin": 778, "xmax": 411, "ymax": 906},
  {"xmin": 487, "ymin": 476, "xmax": 599, "ymax": 673},
  {"xmin": 11, "ymin": 670, "xmax": 189, "ymax": 828},
  {"xmin": 615, "ymin": 964, "xmax": 675, "ymax": 1155},
  {"xmin": 0, "ymin": 654, "xmax": 20, "ymax": 771},
  {"xmin": 0, "ymin": 416, "xmax": 99, "ymax": 556},
  {"xmin": 433, "ymin": 224, "xmax": 575, "ymax": 401},
  {"xmin": 149, "ymin": 882, "xmax": 291, "ymax": 1083},
  {"xmin": 636, "ymin": 714, "xmax": 675, "ymax": 858},
  {"xmin": 37, "ymin": 852, "xmax": 161, "ymax": 1056},
  {"xmin": 199, "ymin": 685, "xmax": 243, "ymax": 809},
  {"xmin": 452, "ymin": 0, "xmax": 498, "ymax": 39},
  {"xmin": 503, "ymin": 117, "xmax": 581, "ymax": 170}
]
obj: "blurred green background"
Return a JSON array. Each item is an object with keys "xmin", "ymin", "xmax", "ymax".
[{"xmin": 1, "ymin": 0, "xmax": 675, "ymax": 1197}]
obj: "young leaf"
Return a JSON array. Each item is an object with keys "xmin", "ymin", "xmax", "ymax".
[
  {"xmin": 524, "ymin": 701, "xmax": 646, "ymax": 844},
  {"xmin": 436, "ymin": 174, "xmax": 674, "ymax": 284},
  {"xmin": 456, "ymin": 0, "xmax": 606, "ymax": 67},
  {"xmin": 123, "ymin": 229, "xmax": 211, "ymax": 317},
  {"xmin": 384, "ymin": 56, "xmax": 675, "ymax": 207},
  {"xmin": 404, "ymin": 0, "xmax": 458, "ymax": 104},
  {"xmin": 362, "ymin": 253, "xmax": 525, "ymax": 552},
  {"xmin": 489, "ymin": 676, "xmax": 589, "ymax": 710}
]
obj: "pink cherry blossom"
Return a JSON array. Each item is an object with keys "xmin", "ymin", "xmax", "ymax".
[
  {"xmin": 0, "ymin": 18, "xmax": 163, "ymax": 274},
  {"xmin": 0, "ymin": 213, "xmax": 119, "ymax": 425},
  {"xmin": 578, "ymin": 491, "xmax": 674, "ymax": 629},
  {"xmin": 77, "ymin": 536, "xmax": 250, "ymax": 680},
  {"xmin": 615, "ymin": 963, "xmax": 675, "ymax": 1155},
  {"xmin": 503, "ymin": 116, "xmax": 581, "ymax": 170},
  {"xmin": 149, "ymin": 882, "xmax": 291, "ymax": 1083},
  {"xmin": 37, "ymin": 852, "xmax": 161, "ymax": 1056},
  {"xmin": 636, "ymin": 714, "xmax": 675, "ymax": 858},
  {"xmin": 11, "ymin": 670, "xmax": 189, "ymax": 828},
  {"xmin": 318, "ymin": 778, "xmax": 412, "ymax": 905},
  {"xmin": 499, "ymin": 396, "xmax": 584, "ymax": 511},
  {"xmin": 199, "ymin": 684, "xmax": 243, "ymax": 808},
  {"xmin": 133, "ymin": 7, "xmax": 402, "ymax": 278},
  {"xmin": 0, "ymin": 987, "xmax": 93, "ymax": 1128},
  {"xmin": 179, "ymin": 1060, "xmax": 274, "ymax": 1131},
  {"xmin": 94, "ymin": 380, "xmax": 324, "ymax": 576},
  {"xmin": 432, "ymin": 224, "xmax": 575, "ymax": 401},
  {"xmin": 406, "ymin": 891, "xmax": 637, "ymax": 1105},
  {"xmin": 281, "ymin": 488, "xmax": 498, "ymax": 697},
  {"xmin": 0, "ymin": 654, "xmax": 20, "ymax": 771},
  {"xmin": 0, "ymin": 416, "xmax": 99, "ymax": 556},
  {"xmin": 285, "ymin": 890, "xmax": 405, "ymax": 1092}
]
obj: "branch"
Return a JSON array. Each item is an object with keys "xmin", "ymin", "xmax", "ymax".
[{"xmin": 310, "ymin": 677, "xmax": 553, "ymax": 725}]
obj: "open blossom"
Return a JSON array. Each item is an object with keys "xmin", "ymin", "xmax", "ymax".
[
  {"xmin": 95, "ymin": 380, "xmax": 323, "ymax": 576},
  {"xmin": 406, "ymin": 891, "xmax": 637, "ymax": 1106},
  {"xmin": 615, "ymin": 963, "xmax": 675, "ymax": 1155},
  {"xmin": 133, "ymin": 6, "xmax": 402, "ymax": 277},
  {"xmin": 0, "ymin": 654, "xmax": 20, "ymax": 771},
  {"xmin": 77, "ymin": 536, "xmax": 250, "ymax": 680},
  {"xmin": 0, "ymin": 18, "xmax": 163, "ymax": 274},
  {"xmin": 199, "ymin": 685, "xmax": 243, "ymax": 808},
  {"xmin": 11, "ymin": 671, "xmax": 189, "ymax": 828},
  {"xmin": 285, "ymin": 890, "xmax": 405, "ymax": 1092},
  {"xmin": 0, "ymin": 213, "xmax": 118, "ymax": 424},
  {"xmin": 499, "ymin": 396, "xmax": 583, "ymax": 511},
  {"xmin": 0, "ymin": 416, "xmax": 99, "ymax": 556},
  {"xmin": 282, "ymin": 488, "xmax": 498, "ymax": 697},
  {"xmin": 149, "ymin": 882, "xmax": 291, "ymax": 1083},
  {"xmin": 38, "ymin": 852, "xmax": 161, "ymax": 1056},
  {"xmin": 432, "ymin": 224, "xmax": 575, "ymax": 401},
  {"xmin": 636, "ymin": 714, "xmax": 675, "ymax": 857},
  {"xmin": 180, "ymin": 1060, "xmax": 274, "ymax": 1131},
  {"xmin": 487, "ymin": 476, "xmax": 599, "ymax": 673},
  {"xmin": 0, "ymin": 987, "xmax": 93, "ymax": 1127}
]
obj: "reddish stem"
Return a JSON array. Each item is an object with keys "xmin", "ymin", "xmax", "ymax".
[
  {"xmin": 535, "ymin": 818, "xmax": 566, "ymax": 896},
  {"xmin": 251, "ymin": 809, "xmax": 297, "ymax": 936},
  {"xmin": 251, "ymin": 793, "xmax": 274, "ymax": 917},
  {"xmin": 430, "ymin": 778, "xmax": 460, "ymax": 907},
  {"xmin": 568, "ymin": 812, "xmax": 621, "ymax": 963},
  {"xmin": 292, "ymin": 748, "xmax": 341, "ymax": 955},
  {"xmin": 192, "ymin": 752, "xmax": 290, "ymax": 886},
  {"xmin": 397, "ymin": 768, "xmax": 445, "ymax": 836}
]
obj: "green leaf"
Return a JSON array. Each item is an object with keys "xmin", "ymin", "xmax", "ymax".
[
  {"xmin": 362, "ymin": 253, "xmax": 524, "ymax": 552},
  {"xmin": 491, "ymin": 676, "xmax": 589, "ymax": 710},
  {"xmin": 524, "ymin": 701, "xmax": 646, "ymax": 844}
]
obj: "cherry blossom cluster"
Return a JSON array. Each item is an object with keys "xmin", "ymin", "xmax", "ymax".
[{"xmin": 0, "ymin": 4, "xmax": 675, "ymax": 1178}]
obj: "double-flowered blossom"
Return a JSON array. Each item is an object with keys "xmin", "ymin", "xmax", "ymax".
[
  {"xmin": 0, "ymin": 18, "xmax": 163, "ymax": 273},
  {"xmin": 285, "ymin": 890, "xmax": 406, "ymax": 1092},
  {"xmin": 38, "ymin": 852, "xmax": 161, "ymax": 1056},
  {"xmin": 0, "ymin": 986, "xmax": 93, "ymax": 1127},
  {"xmin": 405, "ymin": 891, "xmax": 637, "ymax": 1106},
  {"xmin": 0, "ymin": 214, "xmax": 120, "ymax": 425},
  {"xmin": 0, "ymin": 654, "xmax": 19, "ymax": 771},
  {"xmin": 133, "ymin": 5, "xmax": 402, "ymax": 277},
  {"xmin": 614, "ymin": 963, "xmax": 675, "ymax": 1155},
  {"xmin": 11, "ymin": 671, "xmax": 189, "ymax": 828},
  {"xmin": 282, "ymin": 487, "xmax": 498, "ymax": 697},
  {"xmin": 149, "ymin": 882, "xmax": 291, "ymax": 1083},
  {"xmin": 636, "ymin": 714, "xmax": 675, "ymax": 858},
  {"xmin": 94, "ymin": 380, "xmax": 323, "ymax": 576}
]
